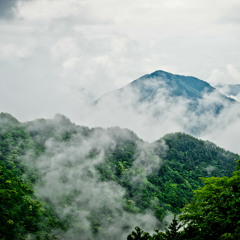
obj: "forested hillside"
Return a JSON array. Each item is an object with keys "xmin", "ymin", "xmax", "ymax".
[
  {"xmin": 127, "ymin": 163, "xmax": 240, "ymax": 240},
  {"xmin": 0, "ymin": 113, "xmax": 238, "ymax": 239},
  {"xmin": 0, "ymin": 113, "xmax": 61, "ymax": 239}
]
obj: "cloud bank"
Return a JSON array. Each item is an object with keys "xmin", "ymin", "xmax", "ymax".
[{"xmin": 0, "ymin": 0, "xmax": 240, "ymax": 154}]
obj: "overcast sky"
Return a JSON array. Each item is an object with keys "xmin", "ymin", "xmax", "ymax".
[{"xmin": 1, "ymin": 0, "xmax": 240, "ymax": 151}]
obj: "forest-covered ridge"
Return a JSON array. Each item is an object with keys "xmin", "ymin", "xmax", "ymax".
[{"xmin": 0, "ymin": 112, "xmax": 239, "ymax": 240}]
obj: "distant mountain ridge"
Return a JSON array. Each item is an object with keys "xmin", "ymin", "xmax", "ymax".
[
  {"xmin": 94, "ymin": 70, "xmax": 237, "ymax": 137},
  {"xmin": 97, "ymin": 70, "xmax": 235, "ymax": 104},
  {"xmin": 131, "ymin": 70, "xmax": 215, "ymax": 100}
]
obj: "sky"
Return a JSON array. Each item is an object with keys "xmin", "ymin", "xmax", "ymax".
[{"xmin": 0, "ymin": 0, "xmax": 240, "ymax": 152}]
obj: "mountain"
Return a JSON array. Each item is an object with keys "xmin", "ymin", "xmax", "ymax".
[
  {"xmin": 94, "ymin": 70, "xmax": 238, "ymax": 137},
  {"xmin": 0, "ymin": 113, "xmax": 239, "ymax": 240},
  {"xmin": 97, "ymin": 70, "xmax": 235, "ymax": 107},
  {"xmin": 123, "ymin": 70, "xmax": 219, "ymax": 100},
  {"xmin": 0, "ymin": 113, "xmax": 61, "ymax": 240}
]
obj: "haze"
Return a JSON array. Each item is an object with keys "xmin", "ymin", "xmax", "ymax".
[{"xmin": 0, "ymin": 0, "xmax": 240, "ymax": 153}]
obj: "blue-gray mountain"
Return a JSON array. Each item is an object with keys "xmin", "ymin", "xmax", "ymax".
[
  {"xmin": 133, "ymin": 70, "xmax": 234, "ymax": 100},
  {"xmin": 95, "ymin": 70, "xmax": 237, "ymax": 136},
  {"xmin": 97, "ymin": 70, "xmax": 235, "ymax": 106}
]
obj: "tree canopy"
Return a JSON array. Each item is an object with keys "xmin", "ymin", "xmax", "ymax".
[{"xmin": 127, "ymin": 161, "xmax": 240, "ymax": 239}]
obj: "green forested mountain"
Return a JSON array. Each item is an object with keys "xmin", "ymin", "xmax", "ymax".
[
  {"xmin": 0, "ymin": 113, "xmax": 238, "ymax": 239},
  {"xmin": 0, "ymin": 113, "xmax": 61, "ymax": 239},
  {"xmin": 98, "ymin": 131, "xmax": 237, "ymax": 221}
]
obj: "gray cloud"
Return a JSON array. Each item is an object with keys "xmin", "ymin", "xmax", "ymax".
[
  {"xmin": 0, "ymin": 0, "xmax": 33, "ymax": 19},
  {"xmin": 0, "ymin": 0, "xmax": 17, "ymax": 18}
]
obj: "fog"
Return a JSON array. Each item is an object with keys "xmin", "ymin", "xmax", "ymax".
[
  {"xmin": 23, "ymin": 117, "xmax": 169, "ymax": 239},
  {"xmin": 84, "ymin": 78, "xmax": 240, "ymax": 154},
  {"xmin": 1, "ymin": 0, "xmax": 240, "ymax": 154},
  {"xmin": 1, "ymin": 1, "xmax": 240, "ymax": 239}
]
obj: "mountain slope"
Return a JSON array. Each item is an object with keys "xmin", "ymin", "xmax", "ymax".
[
  {"xmin": 0, "ymin": 113, "xmax": 61, "ymax": 240},
  {"xmin": 129, "ymin": 70, "xmax": 216, "ymax": 100},
  {"xmin": 97, "ymin": 70, "xmax": 235, "ymax": 105},
  {"xmin": 0, "ymin": 113, "xmax": 238, "ymax": 239}
]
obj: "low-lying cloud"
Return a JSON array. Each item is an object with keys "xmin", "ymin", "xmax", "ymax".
[
  {"xmin": 85, "ymin": 79, "xmax": 240, "ymax": 154},
  {"xmin": 24, "ymin": 118, "xmax": 161, "ymax": 239}
]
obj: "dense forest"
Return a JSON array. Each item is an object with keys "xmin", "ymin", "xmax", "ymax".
[
  {"xmin": 127, "ymin": 163, "xmax": 240, "ymax": 240},
  {"xmin": 0, "ymin": 112, "xmax": 239, "ymax": 239}
]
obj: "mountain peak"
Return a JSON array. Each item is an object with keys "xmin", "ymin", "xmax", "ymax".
[
  {"xmin": 97, "ymin": 70, "xmax": 235, "ymax": 104},
  {"xmin": 143, "ymin": 69, "xmax": 173, "ymax": 77},
  {"xmin": 140, "ymin": 70, "xmax": 198, "ymax": 81},
  {"xmin": 129, "ymin": 70, "xmax": 215, "ymax": 100}
]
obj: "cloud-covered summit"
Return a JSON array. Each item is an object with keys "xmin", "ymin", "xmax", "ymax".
[
  {"xmin": 94, "ymin": 69, "xmax": 237, "ymax": 137},
  {"xmin": 98, "ymin": 70, "xmax": 235, "ymax": 103},
  {"xmin": 1, "ymin": 0, "xmax": 240, "ymax": 154}
]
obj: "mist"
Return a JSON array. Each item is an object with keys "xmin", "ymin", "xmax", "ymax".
[
  {"xmin": 1, "ymin": 0, "xmax": 240, "ymax": 154},
  {"xmin": 83, "ymin": 78, "xmax": 240, "ymax": 154},
  {"xmin": 1, "ymin": 1, "xmax": 240, "ymax": 239},
  {"xmin": 23, "ymin": 117, "xmax": 167, "ymax": 240}
]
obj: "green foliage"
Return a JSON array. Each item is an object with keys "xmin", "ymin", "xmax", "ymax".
[
  {"xmin": 101, "ymin": 140, "xmax": 137, "ymax": 179},
  {"xmin": 0, "ymin": 113, "xmax": 61, "ymax": 239},
  {"xmin": 163, "ymin": 215, "xmax": 182, "ymax": 240},
  {"xmin": 0, "ymin": 113, "xmax": 40, "ymax": 183},
  {"xmin": 127, "ymin": 216, "xmax": 182, "ymax": 240},
  {"xmin": 1, "ymin": 113, "xmax": 239, "ymax": 239},
  {"xmin": 128, "ymin": 164, "xmax": 240, "ymax": 240},
  {"xmin": 0, "ymin": 162, "xmax": 59, "ymax": 239},
  {"xmin": 127, "ymin": 227, "xmax": 151, "ymax": 240},
  {"xmin": 180, "ymin": 169, "xmax": 240, "ymax": 239},
  {"xmin": 98, "ymin": 132, "xmax": 238, "ymax": 222}
]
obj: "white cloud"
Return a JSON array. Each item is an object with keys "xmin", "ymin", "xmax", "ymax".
[
  {"xmin": 227, "ymin": 64, "xmax": 240, "ymax": 81},
  {"xmin": 0, "ymin": 24, "xmax": 35, "ymax": 61},
  {"xmin": 165, "ymin": 0, "xmax": 185, "ymax": 8},
  {"xmin": 0, "ymin": 43, "xmax": 32, "ymax": 59},
  {"xmin": 15, "ymin": 0, "xmax": 93, "ymax": 22},
  {"xmin": 207, "ymin": 65, "xmax": 240, "ymax": 86},
  {"xmin": 50, "ymin": 37, "xmax": 80, "ymax": 60},
  {"xmin": 1, "ymin": 0, "xmax": 240, "ymax": 155},
  {"xmin": 23, "ymin": 121, "xmax": 159, "ymax": 239},
  {"xmin": 202, "ymin": 103, "xmax": 240, "ymax": 154},
  {"xmin": 62, "ymin": 57, "xmax": 80, "ymax": 69},
  {"xmin": 207, "ymin": 68, "xmax": 227, "ymax": 86}
]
